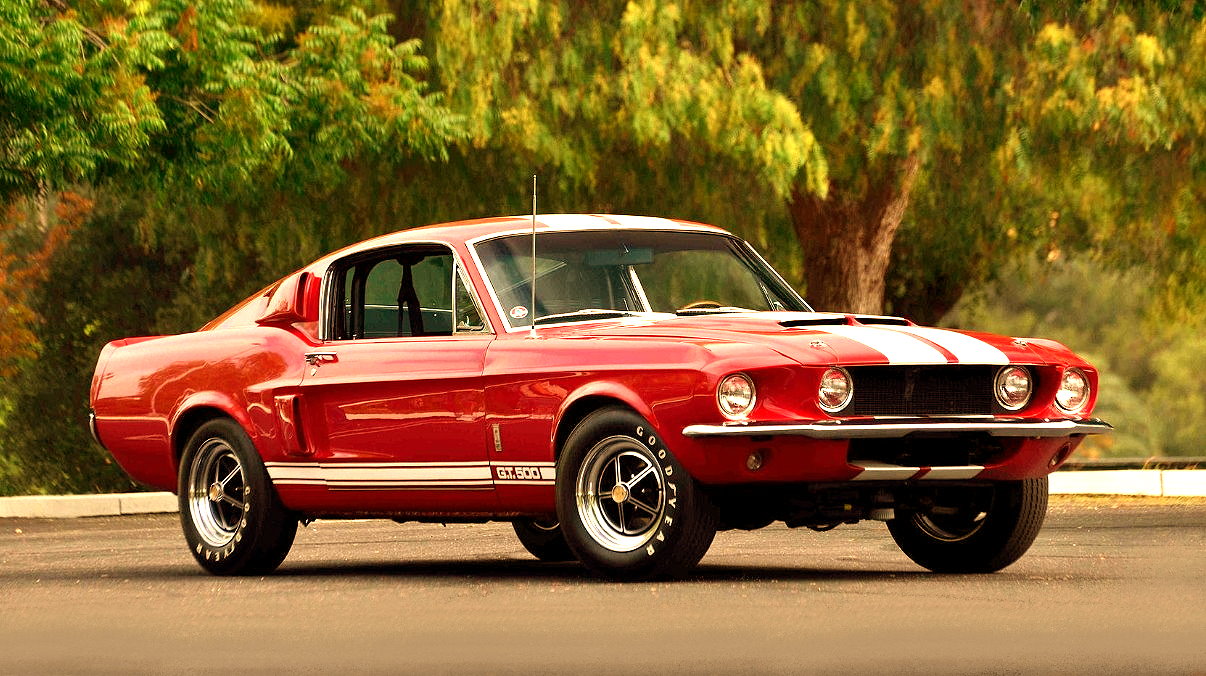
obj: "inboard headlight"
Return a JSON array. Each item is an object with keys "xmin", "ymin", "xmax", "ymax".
[
  {"xmin": 994, "ymin": 366, "xmax": 1032, "ymax": 411},
  {"xmin": 717, "ymin": 373, "xmax": 756, "ymax": 420},
  {"xmin": 1056, "ymin": 368, "xmax": 1090, "ymax": 413},
  {"xmin": 818, "ymin": 367, "xmax": 853, "ymax": 413}
]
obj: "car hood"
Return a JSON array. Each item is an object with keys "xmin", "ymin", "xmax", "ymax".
[{"xmin": 556, "ymin": 312, "xmax": 1057, "ymax": 366}]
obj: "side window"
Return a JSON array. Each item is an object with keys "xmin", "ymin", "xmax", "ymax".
[{"xmin": 332, "ymin": 246, "xmax": 489, "ymax": 339}]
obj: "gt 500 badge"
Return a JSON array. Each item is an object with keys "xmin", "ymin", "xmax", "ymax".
[{"xmin": 495, "ymin": 465, "xmax": 544, "ymax": 480}]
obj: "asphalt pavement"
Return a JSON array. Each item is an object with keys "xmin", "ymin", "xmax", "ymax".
[{"xmin": 2, "ymin": 496, "xmax": 1204, "ymax": 675}]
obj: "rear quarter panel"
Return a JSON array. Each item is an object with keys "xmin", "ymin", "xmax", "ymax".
[{"xmin": 91, "ymin": 327, "xmax": 310, "ymax": 491}]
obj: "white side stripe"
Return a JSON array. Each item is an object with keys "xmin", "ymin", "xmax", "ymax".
[
  {"xmin": 879, "ymin": 326, "xmax": 1009, "ymax": 365},
  {"xmin": 265, "ymin": 460, "xmax": 556, "ymax": 488},
  {"xmin": 489, "ymin": 461, "xmax": 556, "ymax": 467},
  {"xmin": 320, "ymin": 467, "xmax": 492, "ymax": 481},
  {"xmin": 819, "ymin": 325, "xmax": 949, "ymax": 365}
]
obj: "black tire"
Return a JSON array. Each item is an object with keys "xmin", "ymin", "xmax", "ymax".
[
  {"xmin": 887, "ymin": 477, "xmax": 1049, "ymax": 574},
  {"xmin": 512, "ymin": 518, "xmax": 575, "ymax": 562},
  {"xmin": 178, "ymin": 418, "xmax": 298, "ymax": 575},
  {"xmin": 555, "ymin": 407, "xmax": 717, "ymax": 581}
]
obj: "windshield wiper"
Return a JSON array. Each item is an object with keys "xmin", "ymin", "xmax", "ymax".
[{"xmin": 533, "ymin": 309, "xmax": 642, "ymax": 325}]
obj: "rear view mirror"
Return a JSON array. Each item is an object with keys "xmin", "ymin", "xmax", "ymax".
[{"xmin": 585, "ymin": 247, "xmax": 654, "ymax": 266}]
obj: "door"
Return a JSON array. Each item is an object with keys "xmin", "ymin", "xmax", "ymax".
[{"xmin": 294, "ymin": 243, "xmax": 496, "ymax": 512}]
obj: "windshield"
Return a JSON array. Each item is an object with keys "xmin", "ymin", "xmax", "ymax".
[{"xmin": 473, "ymin": 229, "xmax": 808, "ymax": 327}]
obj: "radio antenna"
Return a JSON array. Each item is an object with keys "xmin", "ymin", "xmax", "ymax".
[{"xmin": 529, "ymin": 174, "xmax": 538, "ymax": 339}]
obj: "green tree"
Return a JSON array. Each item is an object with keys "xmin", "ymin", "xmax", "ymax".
[
  {"xmin": 0, "ymin": 0, "xmax": 168, "ymax": 200},
  {"xmin": 410, "ymin": 1, "xmax": 1205, "ymax": 319},
  {"xmin": 0, "ymin": 0, "xmax": 468, "ymax": 492},
  {"xmin": 892, "ymin": 2, "xmax": 1206, "ymax": 323}
]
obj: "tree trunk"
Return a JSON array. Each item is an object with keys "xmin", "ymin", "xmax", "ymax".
[{"xmin": 787, "ymin": 154, "xmax": 921, "ymax": 315}]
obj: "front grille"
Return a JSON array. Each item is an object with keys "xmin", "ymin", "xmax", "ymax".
[{"xmin": 845, "ymin": 365, "xmax": 997, "ymax": 416}]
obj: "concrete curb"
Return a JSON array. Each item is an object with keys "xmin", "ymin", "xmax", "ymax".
[
  {"xmin": 1049, "ymin": 469, "xmax": 1206, "ymax": 497},
  {"xmin": 0, "ymin": 492, "xmax": 177, "ymax": 518},
  {"xmin": 0, "ymin": 470, "xmax": 1202, "ymax": 518}
]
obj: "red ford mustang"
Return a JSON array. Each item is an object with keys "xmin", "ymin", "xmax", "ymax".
[{"xmin": 89, "ymin": 215, "xmax": 1110, "ymax": 579}]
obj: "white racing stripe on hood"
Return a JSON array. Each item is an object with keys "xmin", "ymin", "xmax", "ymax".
[
  {"xmin": 879, "ymin": 325, "xmax": 1010, "ymax": 365},
  {"xmin": 818, "ymin": 325, "xmax": 949, "ymax": 364}
]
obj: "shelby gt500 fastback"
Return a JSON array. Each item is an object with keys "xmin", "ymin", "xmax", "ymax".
[{"xmin": 90, "ymin": 214, "xmax": 1110, "ymax": 580}]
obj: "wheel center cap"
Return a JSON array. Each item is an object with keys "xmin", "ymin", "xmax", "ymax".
[
  {"xmin": 610, "ymin": 484, "xmax": 630, "ymax": 503},
  {"xmin": 207, "ymin": 483, "xmax": 223, "ymax": 502}
]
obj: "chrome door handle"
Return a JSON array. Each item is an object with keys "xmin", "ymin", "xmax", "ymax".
[{"xmin": 304, "ymin": 352, "xmax": 338, "ymax": 366}]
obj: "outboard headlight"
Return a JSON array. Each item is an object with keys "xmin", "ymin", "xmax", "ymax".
[
  {"xmin": 1055, "ymin": 367, "xmax": 1090, "ymax": 413},
  {"xmin": 717, "ymin": 373, "xmax": 756, "ymax": 420}
]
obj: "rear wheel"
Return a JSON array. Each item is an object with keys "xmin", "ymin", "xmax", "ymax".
[
  {"xmin": 556, "ymin": 407, "xmax": 716, "ymax": 581},
  {"xmin": 887, "ymin": 477, "xmax": 1048, "ymax": 573},
  {"xmin": 178, "ymin": 418, "xmax": 297, "ymax": 575},
  {"xmin": 512, "ymin": 518, "xmax": 575, "ymax": 562}
]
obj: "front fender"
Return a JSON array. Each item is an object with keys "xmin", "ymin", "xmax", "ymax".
[{"xmin": 558, "ymin": 381, "xmax": 659, "ymax": 429}]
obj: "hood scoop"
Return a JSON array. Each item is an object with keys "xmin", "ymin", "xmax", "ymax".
[
  {"xmin": 855, "ymin": 316, "xmax": 911, "ymax": 326},
  {"xmin": 779, "ymin": 317, "xmax": 848, "ymax": 328},
  {"xmin": 779, "ymin": 314, "xmax": 912, "ymax": 328}
]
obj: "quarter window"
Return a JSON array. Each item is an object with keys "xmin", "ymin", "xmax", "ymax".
[{"xmin": 331, "ymin": 245, "xmax": 487, "ymax": 339}]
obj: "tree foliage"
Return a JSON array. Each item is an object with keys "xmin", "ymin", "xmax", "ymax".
[
  {"xmin": 892, "ymin": 0, "xmax": 1206, "ymax": 323},
  {"xmin": 0, "ymin": 0, "xmax": 167, "ymax": 198}
]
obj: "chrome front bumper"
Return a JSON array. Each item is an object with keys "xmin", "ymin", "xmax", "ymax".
[{"xmin": 682, "ymin": 418, "xmax": 1113, "ymax": 440}]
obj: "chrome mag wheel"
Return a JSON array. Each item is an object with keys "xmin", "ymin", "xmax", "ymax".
[
  {"xmin": 187, "ymin": 437, "xmax": 248, "ymax": 548},
  {"xmin": 576, "ymin": 435, "xmax": 666, "ymax": 552}
]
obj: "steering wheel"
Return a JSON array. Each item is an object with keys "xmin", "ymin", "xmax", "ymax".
[{"xmin": 677, "ymin": 300, "xmax": 723, "ymax": 311}]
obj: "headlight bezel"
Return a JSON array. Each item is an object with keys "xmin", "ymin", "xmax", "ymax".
[
  {"xmin": 818, "ymin": 367, "xmax": 854, "ymax": 413},
  {"xmin": 1055, "ymin": 367, "xmax": 1091, "ymax": 413},
  {"xmin": 993, "ymin": 365, "xmax": 1033, "ymax": 412},
  {"xmin": 717, "ymin": 373, "xmax": 757, "ymax": 420}
]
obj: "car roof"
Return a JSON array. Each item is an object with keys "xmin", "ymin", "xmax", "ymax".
[{"xmin": 307, "ymin": 214, "xmax": 730, "ymax": 270}]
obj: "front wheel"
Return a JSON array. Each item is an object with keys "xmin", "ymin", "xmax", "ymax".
[
  {"xmin": 887, "ymin": 477, "xmax": 1048, "ymax": 573},
  {"xmin": 556, "ymin": 407, "xmax": 717, "ymax": 581},
  {"xmin": 178, "ymin": 418, "xmax": 298, "ymax": 575}
]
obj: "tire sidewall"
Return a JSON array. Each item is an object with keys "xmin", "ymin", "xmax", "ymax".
[{"xmin": 556, "ymin": 408, "xmax": 709, "ymax": 578}]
